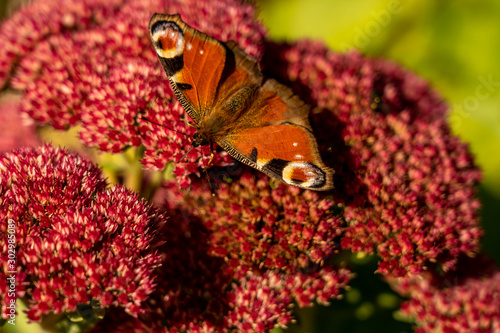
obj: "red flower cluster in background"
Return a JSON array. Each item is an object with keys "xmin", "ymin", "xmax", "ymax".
[
  {"xmin": 0, "ymin": 95, "xmax": 40, "ymax": 152},
  {"xmin": 390, "ymin": 255, "xmax": 500, "ymax": 332},
  {"xmin": 0, "ymin": 145, "xmax": 165, "ymax": 321},
  {"xmin": 0, "ymin": 0, "xmax": 497, "ymax": 332}
]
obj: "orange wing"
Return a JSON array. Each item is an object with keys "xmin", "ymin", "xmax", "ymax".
[
  {"xmin": 218, "ymin": 78, "xmax": 334, "ymax": 190},
  {"xmin": 149, "ymin": 14, "xmax": 333, "ymax": 191},
  {"xmin": 149, "ymin": 13, "xmax": 227, "ymax": 122}
]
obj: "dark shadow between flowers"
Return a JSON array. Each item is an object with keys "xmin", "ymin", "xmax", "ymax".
[
  {"xmin": 261, "ymin": 41, "xmax": 368, "ymax": 205},
  {"xmin": 421, "ymin": 253, "xmax": 498, "ymax": 290},
  {"xmin": 206, "ymin": 155, "xmax": 246, "ymax": 190},
  {"xmin": 260, "ymin": 42, "xmax": 318, "ymax": 107}
]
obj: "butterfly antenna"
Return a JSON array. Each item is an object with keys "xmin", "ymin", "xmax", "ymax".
[
  {"xmin": 178, "ymin": 146, "xmax": 195, "ymax": 163},
  {"xmin": 141, "ymin": 116, "xmax": 188, "ymax": 136},
  {"xmin": 142, "ymin": 115, "xmax": 197, "ymax": 164}
]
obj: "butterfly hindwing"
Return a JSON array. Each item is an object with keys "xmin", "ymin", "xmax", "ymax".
[{"xmin": 219, "ymin": 79, "xmax": 334, "ymax": 190}]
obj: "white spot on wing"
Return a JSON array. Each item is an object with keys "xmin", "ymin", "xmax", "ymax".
[
  {"xmin": 199, "ymin": 50, "xmax": 204, "ymax": 55},
  {"xmin": 186, "ymin": 42, "xmax": 192, "ymax": 50},
  {"xmin": 293, "ymin": 142, "xmax": 298, "ymax": 147}
]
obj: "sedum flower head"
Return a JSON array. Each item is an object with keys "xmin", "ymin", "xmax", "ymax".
[
  {"xmin": 0, "ymin": 145, "xmax": 165, "ymax": 321},
  {"xmin": 165, "ymin": 169, "xmax": 345, "ymax": 272},
  {"xmin": 88, "ymin": 210, "xmax": 353, "ymax": 333}
]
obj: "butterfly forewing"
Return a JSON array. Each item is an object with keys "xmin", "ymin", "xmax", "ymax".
[{"xmin": 149, "ymin": 13, "xmax": 226, "ymax": 122}]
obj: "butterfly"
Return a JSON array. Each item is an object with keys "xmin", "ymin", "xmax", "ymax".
[{"xmin": 148, "ymin": 13, "xmax": 334, "ymax": 191}]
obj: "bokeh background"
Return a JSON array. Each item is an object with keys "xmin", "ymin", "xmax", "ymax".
[{"xmin": 1, "ymin": 0, "xmax": 499, "ymax": 332}]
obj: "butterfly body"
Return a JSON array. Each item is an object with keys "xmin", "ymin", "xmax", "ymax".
[{"xmin": 149, "ymin": 14, "xmax": 334, "ymax": 190}]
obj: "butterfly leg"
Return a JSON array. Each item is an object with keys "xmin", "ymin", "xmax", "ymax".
[
  {"xmin": 203, "ymin": 143, "xmax": 217, "ymax": 195},
  {"xmin": 207, "ymin": 143, "xmax": 215, "ymax": 167}
]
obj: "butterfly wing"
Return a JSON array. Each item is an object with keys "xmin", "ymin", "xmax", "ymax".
[
  {"xmin": 149, "ymin": 14, "xmax": 333, "ymax": 191},
  {"xmin": 219, "ymin": 77, "xmax": 334, "ymax": 191},
  {"xmin": 149, "ymin": 13, "xmax": 227, "ymax": 122}
]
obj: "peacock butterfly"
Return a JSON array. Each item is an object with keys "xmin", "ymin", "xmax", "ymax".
[{"xmin": 148, "ymin": 13, "xmax": 334, "ymax": 191}]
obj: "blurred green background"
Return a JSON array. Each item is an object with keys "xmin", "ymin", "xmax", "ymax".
[
  {"xmin": 258, "ymin": 0, "xmax": 500, "ymax": 332},
  {"xmin": 1, "ymin": 0, "xmax": 499, "ymax": 332}
]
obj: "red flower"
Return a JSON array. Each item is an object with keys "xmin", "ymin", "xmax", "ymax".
[
  {"xmin": 165, "ymin": 169, "xmax": 345, "ymax": 273},
  {"xmin": 0, "ymin": 145, "xmax": 165, "ymax": 321},
  {"xmin": 390, "ymin": 255, "xmax": 500, "ymax": 332},
  {"xmin": 88, "ymin": 210, "xmax": 353, "ymax": 333}
]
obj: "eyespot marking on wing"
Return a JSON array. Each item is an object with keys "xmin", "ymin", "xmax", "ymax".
[
  {"xmin": 282, "ymin": 161, "xmax": 326, "ymax": 188},
  {"xmin": 150, "ymin": 21, "xmax": 185, "ymax": 59}
]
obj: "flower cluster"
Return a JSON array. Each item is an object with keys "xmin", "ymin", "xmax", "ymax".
[
  {"xmin": 390, "ymin": 255, "xmax": 500, "ymax": 332},
  {"xmin": 0, "ymin": 0, "xmax": 266, "ymax": 187},
  {"xmin": 263, "ymin": 41, "xmax": 483, "ymax": 277},
  {"xmin": 165, "ymin": 168, "xmax": 345, "ymax": 272},
  {"xmin": 0, "ymin": 143, "xmax": 353, "ymax": 331},
  {"xmin": 88, "ymin": 210, "xmax": 353, "ymax": 333},
  {"xmin": 0, "ymin": 145, "xmax": 165, "ymax": 321}
]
